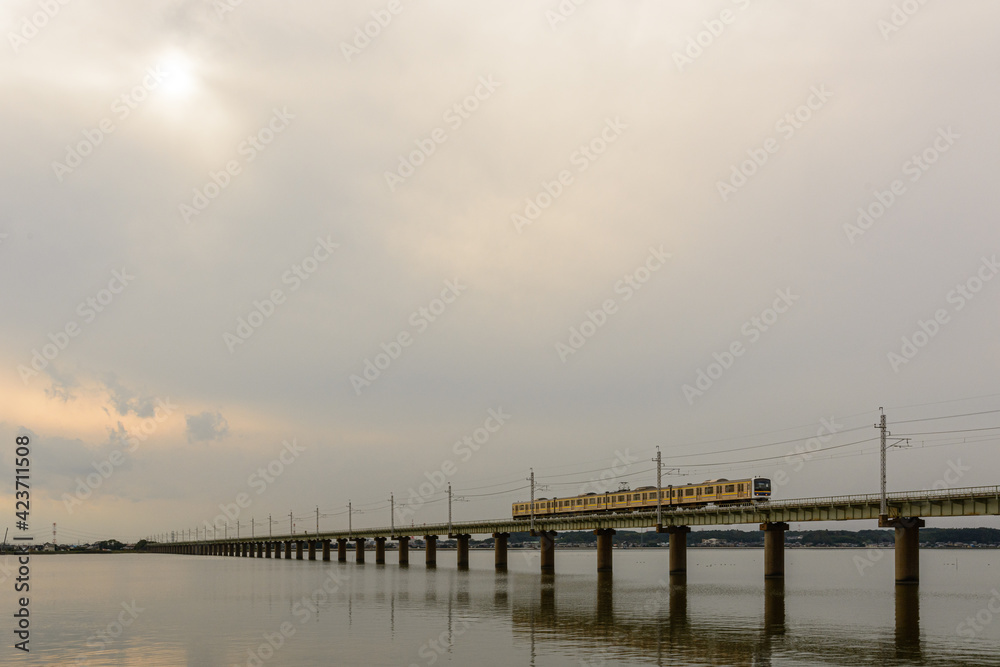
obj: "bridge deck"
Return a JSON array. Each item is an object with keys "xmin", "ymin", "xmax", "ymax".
[{"xmin": 175, "ymin": 485, "xmax": 1000, "ymax": 545}]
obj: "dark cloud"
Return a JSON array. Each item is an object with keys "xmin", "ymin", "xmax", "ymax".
[{"xmin": 185, "ymin": 411, "xmax": 229, "ymax": 443}]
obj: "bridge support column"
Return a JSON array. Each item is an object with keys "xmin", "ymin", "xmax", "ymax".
[
  {"xmin": 322, "ymin": 540, "xmax": 330, "ymax": 561},
  {"xmin": 761, "ymin": 522, "xmax": 789, "ymax": 579},
  {"xmin": 595, "ymin": 529, "xmax": 616, "ymax": 572},
  {"xmin": 308, "ymin": 540, "xmax": 316, "ymax": 561},
  {"xmin": 539, "ymin": 531, "xmax": 557, "ymax": 572},
  {"xmin": 397, "ymin": 537, "xmax": 409, "ymax": 565},
  {"xmin": 882, "ymin": 517, "xmax": 925, "ymax": 584},
  {"xmin": 275, "ymin": 541, "xmax": 283, "ymax": 558},
  {"xmin": 296, "ymin": 541, "xmax": 304, "ymax": 560},
  {"xmin": 337, "ymin": 539, "xmax": 347, "ymax": 562},
  {"xmin": 355, "ymin": 538, "xmax": 365, "ymax": 563},
  {"xmin": 666, "ymin": 526, "xmax": 691, "ymax": 576},
  {"xmin": 454, "ymin": 535, "xmax": 470, "ymax": 569},
  {"xmin": 375, "ymin": 537, "xmax": 386, "ymax": 564},
  {"xmin": 285, "ymin": 541, "xmax": 293, "ymax": 559},
  {"xmin": 266, "ymin": 542, "xmax": 272, "ymax": 558},
  {"xmin": 424, "ymin": 535, "xmax": 437, "ymax": 568},
  {"xmin": 493, "ymin": 533, "xmax": 508, "ymax": 570}
]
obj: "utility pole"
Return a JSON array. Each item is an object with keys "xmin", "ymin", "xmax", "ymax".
[
  {"xmin": 237, "ymin": 521, "xmax": 240, "ymax": 539},
  {"xmin": 269, "ymin": 514, "xmax": 272, "ymax": 537},
  {"xmin": 654, "ymin": 447, "xmax": 662, "ymax": 528},
  {"xmin": 527, "ymin": 468, "xmax": 535, "ymax": 534},
  {"xmin": 289, "ymin": 512, "xmax": 293, "ymax": 535},
  {"xmin": 390, "ymin": 494, "xmax": 395, "ymax": 536},
  {"xmin": 316, "ymin": 507, "xmax": 319, "ymax": 535},
  {"xmin": 348, "ymin": 501, "xmax": 352, "ymax": 539},
  {"xmin": 448, "ymin": 484, "xmax": 453, "ymax": 536},
  {"xmin": 251, "ymin": 517, "xmax": 254, "ymax": 538},
  {"xmin": 877, "ymin": 407, "xmax": 887, "ymax": 520},
  {"xmin": 225, "ymin": 522, "xmax": 228, "ymax": 539}
]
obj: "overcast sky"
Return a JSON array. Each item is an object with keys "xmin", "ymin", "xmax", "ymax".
[{"xmin": 2, "ymin": 1, "xmax": 999, "ymax": 543}]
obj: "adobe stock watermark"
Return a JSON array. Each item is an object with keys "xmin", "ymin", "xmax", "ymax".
[
  {"xmin": 957, "ymin": 589, "xmax": 1000, "ymax": 640},
  {"xmin": 576, "ymin": 449, "xmax": 640, "ymax": 496},
  {"xmin": 408, "ymin": 618, "xmax": 476, "ymax": 667},
  {"xmin": 350, "ymin": 279, "xmax": 466, "ymax": 395},
  {"xmin": 854, "ymin": 458, "xmax": 968, "ymax": 577},
  {"xmin": 544, "ymin": 0, "xmax": 588, "ymax": 30},
  {"xmin": 235, "ymin": 570, "xmax": 350, "ymax": 667},
  {"xmin": 8, "ymin": 0, "xmax": 72, "ymax": 54},
  {"xmin": 84, "ymin": 601, "xmax": 144, "ymax": 651},
  {"xmin": 672, "ymin": 0, "xmax": 752, "ymax": 72},
  {"xmin": 223, "ymin": 236, "xmax": 340, "ymax": 353},
  {"xmin": 877, "ymin": 0, "xmax": 931, "ymax": 41},
  {"xmin": 51, "ymin": 65, "xmax": 170, "ymax": 182},
  {"xmin": 395, "ymin": 408, "xmax": 511, "ymax": 522},
  {"xmin": 205, "ymin": 439, "xmax": 306, "ymax": 535},
  {"xmin": 384, "ymin": 76, "xmax": 501, "ymax": 192},
  {"xmin": 179, "ymin": 107, "xmax": 294, "ymax": 223},
  {"xmin": 210, "ymin": 0, "xmax": 245, "ymax": 21},
  {"xmin": 555, "ymin": 245, "xmax": 670, "ymax": 362},
  {"xmin": 887, "ymin": 255, "xmax": 998, "ymax": 373},
  {"xmin": 683, "ymin": 288, "xmax": 799, "ymax": 405},
  {"xmin": 62, "ymin": 399, "xmax": 178, "ymax": 514},
  {"xmin": 771, "ymin": 417, "xmax": 843, "ymax": 487},
  {"xmin": 340, "ymin": 0, "xmax": 405, "ymax": 62},
  {"xmin": 511, "ymin": 117, "xmax": 627, "ymax": 234},
  {"xmin": 716, "ymin": 85, "xmax": 832, "ymax": 202},
  {"xmin": 17, "ymin": 268, "xmax": 135, "ymax": 386},
  {"xmin": 844, "ymin": 127, "xmax": 959, "ymax": 245}
]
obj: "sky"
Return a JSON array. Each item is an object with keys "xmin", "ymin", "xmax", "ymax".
[{"xmin": 2, "ymin": 0, "xmax": 999, "ymax": 544}]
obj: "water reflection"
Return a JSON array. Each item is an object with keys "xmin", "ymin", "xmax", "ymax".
[
  {"xmin": 895, "ymin": 584, "xmax": 921, "ymax": 662},
  {"xmin": 501, "ymin": 569, "xmax": 934, "ymax": 667}
]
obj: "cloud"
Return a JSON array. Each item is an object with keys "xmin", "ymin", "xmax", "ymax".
[
  {"xmin": 185, "ymin": 411, "xmax": 229, "ymax": 443},
  {"xmin": 102, "ymin": 373, "xmax": 157, "ymax": 418}
]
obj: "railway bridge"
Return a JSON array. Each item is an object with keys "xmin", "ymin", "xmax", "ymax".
[{"xmin": 150, "ymin": 484, "xmax": 1000, "ymax": 585}]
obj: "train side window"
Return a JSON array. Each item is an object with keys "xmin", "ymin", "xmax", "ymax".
[{"xmin": 725, "ymin": 484, "xmax": 735, "ymax": 493}]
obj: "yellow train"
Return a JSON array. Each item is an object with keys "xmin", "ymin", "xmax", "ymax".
[{"xmin": 511, "ymin": 477, "xmax": 771, "ymax": 519}]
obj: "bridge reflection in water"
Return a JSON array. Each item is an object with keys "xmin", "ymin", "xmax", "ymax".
[{"xmin": 501, "ymin": 572, "xmax": 922, "ymax": 666}]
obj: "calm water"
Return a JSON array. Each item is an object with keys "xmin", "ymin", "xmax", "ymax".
[{"xmin": 7, "ymin": 547, "xmax": 1000, "ymax": 666}]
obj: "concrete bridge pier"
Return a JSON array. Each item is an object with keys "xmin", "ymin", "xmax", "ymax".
[
  {"xmin": 375, "ymin": 537, "xmax": 386, "ymax": 564},
  {"xmin": 397, "ymin": 537, "xmax": 410, "ymax": 565},
  {"xmin": 454, "ymin": 535, "xmax": 470, "ymax": 569},
  {"xmin": 275, "ymin": 541, "xmax": 283, "ymax": 558},
  {"xmin": 493, "ymin": 533, "xmax": 508, "ymax": 570},
  {"xmin": 666, "ymin": 526, "xmax": 691, "ymax": 576},
  {"xmin": 883, "ymin": 516, "xmax": 925, "ymax": 584},
  {"xmin": 337, "ymin": 539, "xmax": 347, "ymax": 562},
  {"xmin": 266, "ymin": 542, "xmax": 272, "ymax": 558},
  {"xmin": 308, "ymin": 540, "xmax": 316, "ymax": 561},
  {"xmin": 761, "ymin": 522, "xmax": 789, "ymax": 579},
  {"xmin": 595, "ymin": 529, "xmax": 616, "ymax": 572},
  {"xmin": 355, "ymin": 538, "xmax": 365, "ymax": 563},
  {"xmin": 322, "ymin": 539, "xmax": 330, "ymax": 561},
  {"xmin": 424, "ymin": 535, "xmax": 437, "ymax": 568},
  {"xmin": 539, "ymin": 531, "xmax": 557, "ymax": 572},
  {"xmin": 296, "ymin": 541, "xmax": 304, "ymax": 560},
  {"xmin": 285, "ymin": 541, "xmax": 294, "ymax": 559}
]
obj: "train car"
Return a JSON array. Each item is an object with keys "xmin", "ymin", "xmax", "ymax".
[{"xmin": 511, "ymin": 477, "xmax": 771, "ymax": 519}]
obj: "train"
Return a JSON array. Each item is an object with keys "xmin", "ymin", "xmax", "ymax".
[{"xmin": 511, "ymin": 477, "xmax": 771, "ymax": 519}]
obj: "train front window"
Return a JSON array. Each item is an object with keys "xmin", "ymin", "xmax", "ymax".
[{"xmin": 754, "ymin": 479, "xmax": 771, "ymax": 492}]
